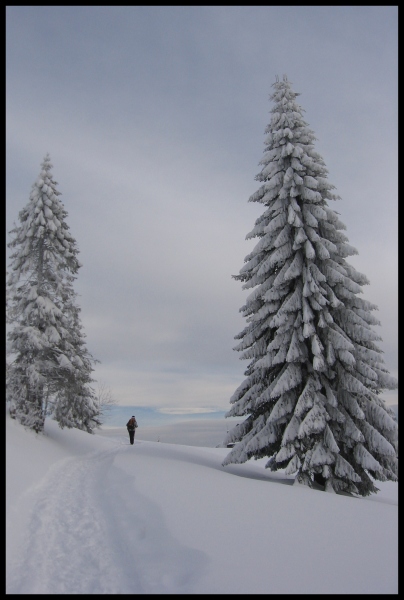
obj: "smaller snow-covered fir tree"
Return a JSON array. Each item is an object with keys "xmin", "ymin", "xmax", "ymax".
[
  {"xmin": 223, "ymin": 76, "xmax": 398, "ymax": 496},
  {"xmin": 7, "ymin": 154, "xmax": 100, "ymax": 433}
]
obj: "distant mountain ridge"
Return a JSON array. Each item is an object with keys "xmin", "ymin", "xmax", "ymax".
[
  {"xmin": 101, "ymin": 404, "xmax": 398, "ymax": 429},
  {"xmin": 100, "ymin": 405, "xmax": 228, "ymax": 428}
]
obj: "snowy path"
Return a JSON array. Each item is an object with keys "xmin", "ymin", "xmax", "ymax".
[
  {"xmin": 6, "ymin": 441, "xmax": 207, "ymax": 594},
  {"xmin": 6, "ymin": 424, "xmax": 398, "ymax": 595}
]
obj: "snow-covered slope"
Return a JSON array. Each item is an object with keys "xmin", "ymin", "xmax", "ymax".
[{"xmin": 6, "ymin": 411, "xmax": 398, "ymax": 594}]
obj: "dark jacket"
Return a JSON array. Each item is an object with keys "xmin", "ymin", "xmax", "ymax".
[{"xmin": 127, "ymin": 418, "xmax": 138, "ymax": 431}]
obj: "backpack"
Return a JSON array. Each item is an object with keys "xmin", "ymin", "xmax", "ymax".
[{"xmin": 127, "ymin": 417, "xmax": 137, "ymax": 430}]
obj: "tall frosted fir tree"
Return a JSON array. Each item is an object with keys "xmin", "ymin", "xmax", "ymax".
[
  {"xmin": 7, "ymin": 154, "xmax": 101, "ymax": 434},
  {"xmin": 223, "ymin": 76, "xmax": 398, "ymax": 496}
]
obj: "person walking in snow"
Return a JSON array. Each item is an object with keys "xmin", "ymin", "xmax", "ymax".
[{"xmin": 126, "ymin": 415, "xmax": 138, "ymax": 445}]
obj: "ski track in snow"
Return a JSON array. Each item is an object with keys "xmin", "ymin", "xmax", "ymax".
[
  {"xmin": 7, "ymin": 434, "xmax": 396, "ymax": 594},
  {"xmin": 6, "ymin": 441, "xmax": 207, "ymax": 594}
]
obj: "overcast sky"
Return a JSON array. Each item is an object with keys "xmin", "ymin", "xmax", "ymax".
[{"xmin": 6, "ymin": 6, "xmax": 398, "ymax": 413}]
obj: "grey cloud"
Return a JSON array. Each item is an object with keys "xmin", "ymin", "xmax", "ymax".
[{"xmin": 6, "ymin": 6, "xmax": 397, "ymax": 410}]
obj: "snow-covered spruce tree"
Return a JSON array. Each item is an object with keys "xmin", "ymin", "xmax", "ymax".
[
  {"xmin": 6, "ymin": 154, "xmax": 101, "ymax": 433},
  {"xmin": 223, "ymin": 76, "xmax": 398, "ymax": 496}
]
